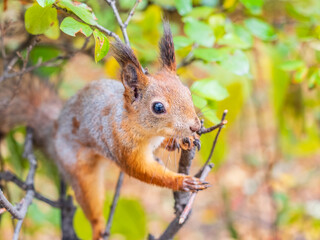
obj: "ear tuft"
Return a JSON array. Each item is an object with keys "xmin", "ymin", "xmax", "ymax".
[
  {"xmin": 111, "ymin": 41, "xmax": 147, "ymax": 103},
  {"xmin": 159, "ymin": 21, "xmax": 176, "ymax": 72},
  {"xmin": 111, "ymin": 41, "xmax": 142, "ymax": 70}
]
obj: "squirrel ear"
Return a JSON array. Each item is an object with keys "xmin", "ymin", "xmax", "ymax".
[
  {"xmin": 159, "ymin": 21, "xmax": 176, "ymax": 72},
  {"xmin": 111, "ymin": 42, "xmax": 147, "ymax": 102}
]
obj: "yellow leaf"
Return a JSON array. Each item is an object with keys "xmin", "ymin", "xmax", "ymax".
[{"xmin": 104, "ymin": 57, "xmax": 120, "ymax": 79}]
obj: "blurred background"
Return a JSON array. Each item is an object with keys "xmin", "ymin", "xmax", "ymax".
[{"xmin": 1, "ymin": 0, "xmax": 320, "ymax": 239}]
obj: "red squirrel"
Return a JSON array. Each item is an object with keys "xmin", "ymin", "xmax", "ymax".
[{"xmin": 0, "ymin": 22, "xmax": 209, "ymax": 239}]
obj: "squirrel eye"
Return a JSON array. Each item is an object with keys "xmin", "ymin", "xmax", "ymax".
[{"xmin": 152, "ymin": 102, "xmax": 166, "ymax": 114}]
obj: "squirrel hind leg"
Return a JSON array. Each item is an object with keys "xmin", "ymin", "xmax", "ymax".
[{"xmin": 64, "ymin": 147, "xmax": 107, "ymax": 240}]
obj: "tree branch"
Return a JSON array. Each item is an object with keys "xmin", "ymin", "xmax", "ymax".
[
  {"xmin": 0, "ymin": 189, "xmax": 24, "ymax": 219},
  {"xmin": 196, "ymin": 109, "xmax": 228, "ymax": 176},
  {"xmin": 0, "ymin": 128, "xmax": 37, "ymax": 224},
  {"xmin": 0, "ymin": 171, "xmax": 61, "ymax": 208},
  {"xmin": 124, "ymin": 0, "xmax": 140, "ymax": 27},
  {"xmin": 105, "ymin": 0, "xmax": 130, "ymax": 45},
  {"xmin": 60, "ymin": 180, "xmax": 79, "ymax": 240},
  {"xmin": 178, "ymin": 163, "xmax": 213, "ymax": 224},
  {"xmin": 177, "ymin": 44, "xmax": 198, "ymax": 69},
  {"xmin": 0, "ymin": 36, "xmax": 89, "ymax": 83},
  {"xmin": 104, "ymin": 171, "xmax": 124, "ymax": 240}
]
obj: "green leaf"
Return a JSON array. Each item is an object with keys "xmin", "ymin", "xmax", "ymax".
[
  {"xmin": 192, "ymin": 94, "xmax": 207, "ymax": 109},
  {"xmin": 74, "ymin": 196, "xmax": 147, "ymax": 240},
  {"xmin": 60, "ymin": 17, "xmax": 93, "ymax": 37},
  {"xmin": 184, "ymin": 19, "xmax": 215, "ymax": 47},
  {"xmin": 279, "ymin": 60, "xmax": 305, "ymax": 71},
  {"xmin": 57, "ymin": 0, "xmax": 97, "ymax": 25},
  {"xmin": 203, "ymin": 110, "xmax": 220, "ymax": 124},
  {"xmin": 293, "ymin": 67, "xmax": 308, "ymax": 83},
  {"xmin": 5, "ymin": 129, "xmax": 25, "ymax": 175},
  {"xmin": 240, "ymin": 0, "xmax": 264, "ymax": 15},
  {"xmin": 220, "ymin": 50, "xmax": 250, "ymax": 76},
  {"xmin": 173, "ymin": 36, "xmax": 193, "ymax": 50},
  {"xmin": 207, "ymin": 15, "xmax": 226, "ymax": 39},
  {"xmin": 25, "ymin": 3, "xmax": 58, "ymax": 35},
  {"xmin": 186, "ymin": 6, "xmax": 213, "ymax": 19},
  {"xmin": 110, "ymin": 198, "xmax": 147, "ymax": 239},
  {"xmin": 234, "ymin": 25, "xmax": 253, "ymax": 48},
  {"xmin": 244, "ymin": 18, "xmax": 277, "ymax": 41},
  {"xmin": 273, "ymin": 192, "xmax": 289, "ymax": 208},
  {"xmin": 93, "ymin": 29, "xmax": 109, "ymax": 63},
  {"xmin": 74, "ymin": 205, "xmax": 91, "ymax": 239},
  {"xmin": 220, "ymin": 25, "xmax": 253, "ymax": 49},
  {"xmin": 194, "ymin": 48, "xmax": 229, "ymax": 62},
  {"xmin": 44, "ymin": 15, "xmax": 60, "ymax": 39},
  {"xmin": 191, "ymin": 79, "xmax": 229, "ymax": 101},
  {"xmin": 175, "ymin": 0, "xmax": 192, "ymax": 16},
  {"xmin": 308, "ymin": 70, "xmax": 319, "ymax": 89},
  {"xmin": 30, "ymin": 46, "xmax": 61, "ymax": 76},
  {"xmin": 36, "ymin": 0, "xmax": 55, "ymax": 7},
  {"xmin": 28, "ymin": 203, "xmax": 60, "ymax": 227}
]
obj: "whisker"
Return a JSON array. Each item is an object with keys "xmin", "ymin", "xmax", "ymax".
[
  {"xmin": 152, "ymin": 134, "xmax": 173, "ymax": 185},
  {"xmin": 162, "ymin": 134, "xmax": 174, "ymax": 176}
]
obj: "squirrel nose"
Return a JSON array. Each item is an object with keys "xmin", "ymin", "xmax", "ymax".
[
  {"xmin": 190, "ymin": 125, "xmax": 199, "ymax": 133},
  {"xmin": 190, "ymin": 117, "xmax": 201, "ymax": 133}
]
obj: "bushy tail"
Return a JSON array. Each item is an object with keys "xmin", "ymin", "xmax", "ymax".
[{"xmin": 0, "ymin": 75, "xmax": 63, "ymax": 148}]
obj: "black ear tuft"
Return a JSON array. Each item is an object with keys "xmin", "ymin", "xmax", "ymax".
[
  {"xmin": 159, "ymin": 21, "xmax": 176, "ymax": 72},
  {"xmin": 111, "ymin": 41, "xmax": 147, "ymax": 103},
  {"xmin": 111, "ymin": 41, "xmax": 142, "ymax": 70}
]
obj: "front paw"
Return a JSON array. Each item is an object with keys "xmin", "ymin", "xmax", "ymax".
[
  {"xmin": 180, "ymin": 135, "xmax": 201, "ymax": 151},
  {"xmin": 180, "ymin": 176, "xmax": 210, "ymax": 192},
  {"xmin": 163, "ymin": 138, "xmax": 180, "ymax": 151}
]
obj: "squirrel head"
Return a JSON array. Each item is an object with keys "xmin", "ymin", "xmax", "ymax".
[{"xmin": 112, "ymin": 22, "xmax": 200, "ymax": 138}]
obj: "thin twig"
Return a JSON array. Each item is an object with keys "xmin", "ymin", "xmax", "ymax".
[
  {"xmin": 124, "ymin": 0, "xmax": 140, "ymax": 27},
  {"xmin": 92, "ymin": 24, "xmax": 121, "ymax": 42},
  {"xmin": 0, "ymin": 56, "xmax": 64, "ymax": 82},
  {"xmin": 104, "ymin": 171, "xmax": 124, "ymax": 240},
  {"xmin": 0, "ymin": 35, "xmax": 88, "ymax": 82},
  {"xmin": 177, "ymin": 43, "xmax": 198, "ymax": 69},
  {"xmin": 197, "ymin": 119, "xmax": 228, "ymax": 135},
  {"xmin": 0, "ymin": 189, "xmax": 24, "ymax": 219},
  {"xmin": 105, "ymin": 0, "xmax": 131, "ymax": 45},
  {"xmin": 196, "ymin": 109, "xmax": 228, "ymax": 176},
  {"xmin": 179, "ymin": 164, "xmax": 213, "ymax": 224},
  {"xmin": 0, "ymin": 128, "xmax": 37, "ymax": 223},
  {"xmin": 12, "ymin": 128, "xmax": 37, "ymax": 240},
  {"xmin": 60, "ymin": 180, "xmax": 79, "ymax": 240},
  {"xmin": 0, "ymin": 23, "xmax": 7, "ymax": 72},
  {"xmin": 0, "ymin": 171, "xmax": 61, "ymax": 208}
]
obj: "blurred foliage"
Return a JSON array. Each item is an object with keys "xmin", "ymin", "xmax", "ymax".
[
  {"xmin": 74, "ymin": 194, "xmax": 147, "ymax": 240},
  {"xmin": 1, "ymin": 0, "xmax": 320, "ymax": 239}
]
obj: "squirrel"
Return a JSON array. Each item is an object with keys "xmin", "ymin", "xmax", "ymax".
[{"xmin": 0, "ymin": 22, "xmax": 210, "ymax": 239}]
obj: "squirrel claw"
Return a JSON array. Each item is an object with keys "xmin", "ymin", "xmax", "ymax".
[
  {"xmin": 180, "ymin": 135, "xmax": 201, "ymax": 151},
  {"xmin": 164, "ymin": 138, "xmax": 181, "ymax": 152},
  {"xmin": 176, "ymin": 141, "xmax": 180, "ymax": 152},
  {"xmin": 193, "ymin": 139, "xmax": 201, "ymax": 151},
  {"xmin": 182, "ymin": 137, "xmax": 191, "ymax": 148},
  {"xmin": 181, "ymin": 176, "xmax": 211, "ymax": 192}
]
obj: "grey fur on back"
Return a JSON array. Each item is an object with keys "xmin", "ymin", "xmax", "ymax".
[{"xmin": 55, "ymin": 79, "xmax": 124, "ymax": 165}]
